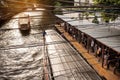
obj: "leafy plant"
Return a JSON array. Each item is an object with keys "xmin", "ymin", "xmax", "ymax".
[
  {"xmin": 92, "ymin": 16, "xmax": 99, "ymax": 24},
  {"xmin": 93, "ymin": 0, "xmax": 120, "ymax": 22},
  {"xmin": 54, "ymin": 2, "xmax": 63, "ymax": 15}
]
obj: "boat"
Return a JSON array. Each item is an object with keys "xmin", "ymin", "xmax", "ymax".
[{"xmin": 18, "ymin": 14, "xmax": 30, "ymax": 31}]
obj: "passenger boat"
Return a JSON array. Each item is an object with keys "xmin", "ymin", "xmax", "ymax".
[{"xmin": 18, "ymin": 14, "xmax": 30, "ymax": 31}]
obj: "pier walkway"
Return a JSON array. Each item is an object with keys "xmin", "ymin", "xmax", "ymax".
[{"xmin": 55, "ymin": 25, "xmax": 120, "ymax": 80}]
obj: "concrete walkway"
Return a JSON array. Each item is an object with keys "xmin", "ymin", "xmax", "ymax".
[{"xmin": 55, "ymin": 25, "xmax": 120, "ymax": 80}]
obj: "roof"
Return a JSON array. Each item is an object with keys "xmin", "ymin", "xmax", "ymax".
[
  {"xmin": 97, "ymin": 36, "xmax": 120, "ymax": 52},
  {"xmin": 19, "ymin": 14, "xmax": 29, "ymax": 24},
  {"xmin": 56, "ymin": 15, "xmax": 120, "ymax": 53}
]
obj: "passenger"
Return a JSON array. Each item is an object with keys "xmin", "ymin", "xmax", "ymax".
[
  {"xmin": 103, "ymin": 49, "xmax": 108, "ymax": 65},
  {"xmin": 73, "ymin": 34, "xmax": 76, "ymax": 39},
  {"xmin": 84, "ymin": 37, "xmax": 87, "ymax": 48},
  {"xmin": 107, "ymin": 53, "xmax": 117, "ymax": 69},
  {"xmin": 69, "ymin": 28, "xmax": 72, "ymax": 35},
  {"xmin": 104, "ymin": 52, "xmax": 109, "ymax": 66},
  {"xmin": 94, "ymin": 44, "xmax": 98, "ymax": 57},
  {"xmin": 91, "ymin": 40, "xmax": 94, "ymax": 52},
  {"xmin": 81, "ymin": 33, "xmax": 84, "ymax": 43},
  {"xmin": 97, "ymin": 47, "xmax": 102, "ymax": 62},
  {"xmin": 114, "ymin": 56, "xmax": 120, "ymax": 74},
  {"xmin": 107, "ymin": 59, "xmax": 117, "ymax": 70}
]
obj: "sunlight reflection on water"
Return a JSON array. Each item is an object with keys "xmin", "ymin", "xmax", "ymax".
[{"xmin": 0, "ymin": 8, "xmax": 54, "ymax": 80}]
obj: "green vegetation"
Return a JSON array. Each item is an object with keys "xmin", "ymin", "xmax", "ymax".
[
  {"xmin": 37, "ymin": 0, "xmax": 55, "ymax": 5},
  {"xmin": 92, "ymin": 16, "xmax": 99, "ymax": 24},
  {"xmin": 54, "ymin": 2, "xmax": 63, "ymax": 15},
  {"xmin": 93, "ymin": 0, "xmax": 120, "ymax": 5},
  {"xmin": 53, "ymin": 0, "xmax": 74, "ymax": 15},
  {"xmin": 93, "ymin": 0, "xmax": 120, "ymax": 23}
]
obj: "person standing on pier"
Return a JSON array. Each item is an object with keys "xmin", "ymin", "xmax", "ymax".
[{"xmin": 42, "ymin": 30, "xmax": 47, "ymax": 44}]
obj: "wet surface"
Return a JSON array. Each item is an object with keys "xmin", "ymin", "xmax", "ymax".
[
  {"xmin": 0, "ymin": 8, "xmax": 102, "ymax": 80},
  {"xmin": 45, "ymin": 30, "xmax": 102, "ymax": 80},
  {"xmin": 0, "ymin": 8, "xmax": 55, "ymax": 80}
]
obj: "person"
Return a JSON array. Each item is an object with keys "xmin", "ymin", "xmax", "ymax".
[
  {"xmin": 114, "ymin": 56, "xmax": 120, "ymax": 74},
  {"xmin": 42, "ymin": 30, "xmax": 46, "ymax": 42},
  {"xmin": 42, "ymin": 30, "xmax": 46, "ymax": 37},
  {"xmin": 104, "ymin": 53, "xmax": 108, "ymax": 66},
  {"xmin": 106, "ymin": 53, "xmax": 117, "ymax": 69},
  {"xmin": 91, "ymin": 40, "xmax": 94, "ymax": 52},
  {"xmin": 94, "ymin": 44, "xmax": 98, "ymax": 57},
  {"xmin": 97, "ymin": 47, "xmax": 102, "ymax": 62}
]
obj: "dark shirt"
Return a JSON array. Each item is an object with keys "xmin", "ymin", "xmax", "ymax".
[{"xmin": 43, "ymin": 31, "xmax": 46, "ymax": 37}]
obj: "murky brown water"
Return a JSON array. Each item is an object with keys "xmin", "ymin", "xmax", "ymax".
[{"xmin": 0, "ymin": 8, "xmax": 55, "ymax": 80}]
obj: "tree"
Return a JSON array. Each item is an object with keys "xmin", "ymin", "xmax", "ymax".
[
  {"xmin": 92, "ymin": 16, "xmax": 99, "ymax": 24},
  {"xmin": 54, "ymin": 2, "xmax": 63, "ymax": 15},
  {"xmin": 93, "ymin": 0, "xmax": 120, "ymax": 23},
  {"xmin": 38, "ymin": 0, "xmax": 55, "ymax": 5}
]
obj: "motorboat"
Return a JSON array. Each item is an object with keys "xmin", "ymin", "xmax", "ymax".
[{"xmin": 18, "ymin": 14, "xmax": 30, "ymax": 31}]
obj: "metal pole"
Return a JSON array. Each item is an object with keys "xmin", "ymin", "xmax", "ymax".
[
  {"xmin": 43, "ymin": 35, "xmax": 49, "ymax": 80},
  {"xmin": 101, "ymin": 46, "xmax": 104, "ymax": 68}
]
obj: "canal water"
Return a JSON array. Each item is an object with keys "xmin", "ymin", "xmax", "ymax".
[{"xmin": 0, "ymin": 8, "xmax": 55, "ymax": 80}]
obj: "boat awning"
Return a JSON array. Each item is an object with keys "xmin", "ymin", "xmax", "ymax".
[
  {"xmin": 97, "ymin": 36, "xmax": 120, "ymax": 52},
  {"xmin": 77, "ymin": 27, "xmax": 120, "ymax": 53},
  {"xmin": 56, "ymin": 15, "xmax": 120, "ymax": 53},
  {"xmin": 76, "ymin": 23, "xmax": 120, "ymax": 53},
  {"xmin": 80, "ymin": 27, "xmax": 120, "ymax": 38}
]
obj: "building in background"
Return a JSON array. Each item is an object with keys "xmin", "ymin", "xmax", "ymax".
[{"xmin": 74, "ymin": 0, "xmax": 94, "ymax": 6}]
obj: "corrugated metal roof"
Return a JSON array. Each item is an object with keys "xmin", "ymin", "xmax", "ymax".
[
  {"xmin": 81, "ymin": 27, "xmax": 120, "ymax": 38},
  {"xmin": 97, "ymin": 36, "xmax": 120, "ymax": 52},
  {"xmin": 56, "ymin": 15, "xmax": 120, "ymax": 53}
]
